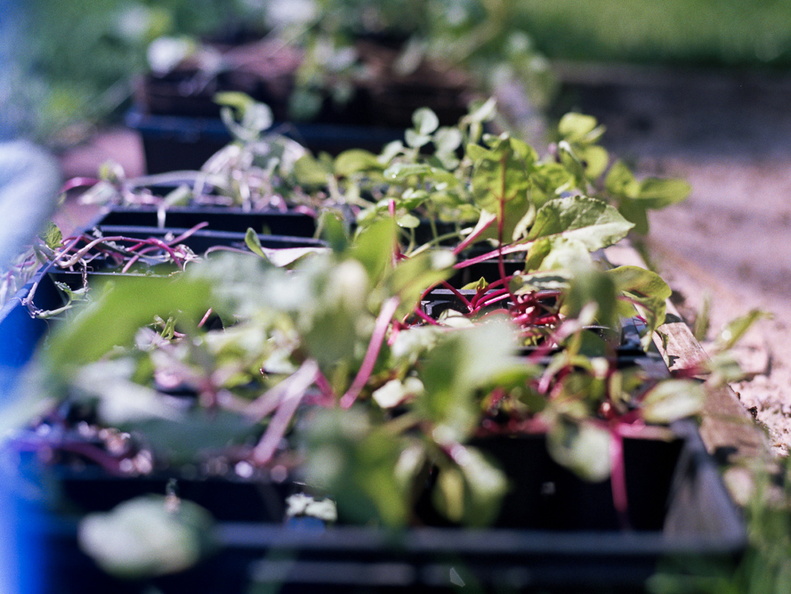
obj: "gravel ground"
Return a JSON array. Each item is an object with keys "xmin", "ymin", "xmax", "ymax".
[{"xmin": 58, "ymin": 64, "xmax": 791, "ymax": 454}]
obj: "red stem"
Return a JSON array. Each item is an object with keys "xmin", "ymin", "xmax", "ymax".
[
  {"xmin": 251, "ymin": 360, "xmax": 319, "ymax": 465},
  {"xmin": 609, "ymin": 428, "xmax": 631, "ymax": 530},
  {"xmin": 340, "ymin": 297, "xmax": 401, "ymax": 408},
  {"xmin": 60, "ymin": 177, "xmax": 100, "ymax": 193}
]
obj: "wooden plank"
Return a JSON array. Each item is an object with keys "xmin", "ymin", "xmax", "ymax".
[
  {"xmin": 605, "ymin": 244, "xmax": 773, "ymax": 504},
  {"xmin": 656, "ymin": 320, "xmax": 769, "ymax": 453}
]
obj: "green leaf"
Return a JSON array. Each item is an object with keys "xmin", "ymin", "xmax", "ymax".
[
  {"xmin": 616, "ymin": 198, "xmax": 651, "ymax": 235},
  {"xmin": 527, "ymin": 196, "xmax": 634, "ymax": 251},
  {"xmin": 471, "ymin": 136, "xmax": 536, "ymax": 213},
  {"xmin": 217, "ymin": 93, "xmax": 273, "ymax": 141},
  {"xmin": 713, "ymin": 309, "xmax": 773, "ymax": 352},
  {"xmin": 434, "ymin": 446, "xmax": 507, "ymax": 527},
  {"xmin": 372, "ymin": 377, "xmax": 424, "ymax": 409},
  {"xmin": 302, "ymin": 258, "xmax": 371, "ymax": 368},
  {"xmin": 244, "ymin": 227, "xmax": 268, "ymax": 260},
  {"xmin": 465, "ymin": 142, "xmax": 490, "ymax": 162},
  {"xmin": 557, "ymin": 112, "xmax": 605, "ymax": 144},
  {"xmin": 52, "ymin": 280, "xmax": 89, "ymax": 304},
  {"xmin": 547, "ymin": 418, "xmax": 611, "ymax": 482},
  {"xmin": 609, "ymin": 265, "xmax": 672, "ymax": 347},
  {"xmin": 405, "ymin": 129, "xmax": 432, "ymax": 149},
  {"xmin": 130, "ymin": 409, "xmax": 258, "ymax": 465},
  {"xmin": 44, "ymin": 275, "xmax": 213, "ymax": 377},
  {"xmin": 604, "ymin": 160, "xmax": 640, "ymax": 198},
  {"xmin": 530, "ymin": 162, "xmax": 576, "ymax": 207},
  {"xmin": 79, "ymin": 495, "xmax": 215, "ymax": 579},
  {"xmin": 396, "ymin": 213, "xmax": 421, "ymax": 229},
  {"xmin": 578, "ymin": 144, "xmax": 610, "ymax": 179},
  {"xmin": 464, "ymin": 97, "xmax": 498, "ymax": 124},
  {"xmin": 433, "ymin": 127, "xmax": 463, "ymax": 155},
  {"xmin": 405, "ymin": 108, "xmax": 440, "ymax": 149},
  {"xmin": 637, "ymin": 177, "xmax": 691, "ymax": 209},
  {"xmin": 641, "ymin": 379, "xmax": 705, "ymax": 423},
  {"xmin": 40, "ymin": 222, "xmax": 62, "ymax": 250},
  {"xmin": 293, "ymin": 153, "xmax": 334, "ymax": 187},
  {"xmin": 334, "ymin": 149, "xmax": 383, "ymax": 177},
  {"xmin": 302, "ymin": 407, "xmax": 411, "ymax": 526},
  {"xmin": 604, "ymin": 162, "xmax": 690, "ymax": 234},
  {"xmin": 286, "ymin": 493, "xmax": 338, "ymax": 522},
  {"xmin": 412, "ymin": 107, "xmax": 440, "ymax": 136},
  {"xmin": 564, "ymin": 265, "xmax": 620, "ymax": 332},
  {"xmin": 349, "ymin": 218, "xmax": 397, "ymax": 284},
  {"xmin": 214, "ymin": 91, "xmax": 255, "ymax": 113},
  {"xmin": 162, "ymin": 184, "xmax": 192, "ymax": 208},
  {"xmin": 320, "ymin": 210, "xmax": 350, "ymax": 253},
  {"xmin": 418, "ymin": 321, "xmax": 517, "ymax": 443},
  {"xmin": 388, "ymin": 249, "xmax": 455, "ymax": 316},
  {"xmin": 705, "ymin": 352, "xmax": 749, "ymax": 386},
  {"xmin": 525, "ymin": 236, "xmax": 592, "ymax": 273},
  {"xmin": 383, "ymin": 162, "xmax": 433, "ymax": 180}
]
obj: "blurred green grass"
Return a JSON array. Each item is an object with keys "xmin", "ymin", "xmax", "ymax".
[{"xmin": 514, "ymin": 0, "xmax": 791, "ymax": 68}]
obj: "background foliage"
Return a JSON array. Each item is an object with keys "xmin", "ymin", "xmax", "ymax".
[{"xmin": 16, "ymin": 0, "xmax": 791, "ymax": 145}]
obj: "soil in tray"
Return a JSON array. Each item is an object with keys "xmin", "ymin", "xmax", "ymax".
[{"xmin": 43, "ymin": 227, "xmax": 325, "ymax": 295}]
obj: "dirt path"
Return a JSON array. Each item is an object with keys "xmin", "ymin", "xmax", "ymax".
[
  {"xmin": 557, "ymin": 64, "xmax": 791, "ymax": 454},
  {"xmin": 647, "ymin": 157, "xmax": 791, "ymax": 455}
]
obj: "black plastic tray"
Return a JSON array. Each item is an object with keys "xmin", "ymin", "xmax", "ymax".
[
  {"xmin": 15, "ymin": 420, "xmax": 745, "ymax": 593},
  {"xmin": 92, "ymin": 205, "xmax": 318, "ymax": 238},
  {"xmin": 126, "ymin": 109, "xmax": 405, "ymax": 173}
]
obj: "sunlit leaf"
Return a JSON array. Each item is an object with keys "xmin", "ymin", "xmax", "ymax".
[
  {"xmin": 557, "ymin": 112, "xmax": 605, "ymax": 145},
  {"xmin": 244, "ymin": 227, "xmax": 268, "ymax": 260},
  {"xmin": 384, "ymin": 162, "xmax": 433, "ymax": 180},
  {"xmin": 433, "ymin": 126, "xmax": 463, "ymax": 155},
  {"xmin": 40, "ymin": 222, "xmax": 62, "ymax": 250},
  {"xmin": 641, "ymin": 379, "xmax": 704, "ymax": 423},
  {"xmin": 525, "ymin": 236, "xmax": 592, "ymax": 273},
  {"xmin": 527, "ymin": 195, "xmax": 634, "ymax": 251}
]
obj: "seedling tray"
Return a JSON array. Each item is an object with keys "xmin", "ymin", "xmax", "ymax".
[
  {"xmin": 92, "ymin": 205, "xmax": 318, "ymax": 238},
  {"xmin": 0, "ymin": 268, "xmax": 62, "ymax": 384},
  {"xmin": 15, "ymin": 420, "xmax": 744, "ymax": 593}
]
